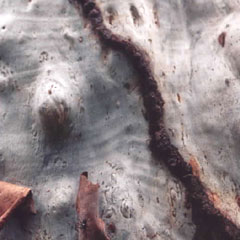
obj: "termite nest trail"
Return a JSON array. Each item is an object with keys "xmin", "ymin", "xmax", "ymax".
[{"xmin": 72, "ymin": 0, "xmax": 240, "ymax": 239}]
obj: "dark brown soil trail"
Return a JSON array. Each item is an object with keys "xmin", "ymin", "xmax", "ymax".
[{"xmin": 73, "ymin": 0, "xmax": 240, "ymax": 239}]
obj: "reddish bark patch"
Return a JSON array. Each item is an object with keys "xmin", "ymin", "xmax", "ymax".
[
  {"xmin": 189, "ymin": 156, "xmax": 200, "ymax": 177},
  {"xmin": 208, "ymin": 191, "xmax": 220, "ymax": 206},
  {"xmin": 236, "ymin": 196, "xmax": 240, "ymax": 208},
  {"xmin": 107, "ymin": 222, "xmax": 116, "ymax": 234},
  {"xmin": 218, "ymin": 32, "xmax": 226, "ymax": 47},
  {"xmin": 177, "ymin": 93, "xmax": 181, "ymax": 103},
  {"xmin": 0, "ymin": 181, "xmax": 36, "ymax": 230},
  {"xmin": 73, "ymin": 1, "xmax": 240, "ymax": 239},
  {"xmin": 76, "ymin": 172, "xmax": 110, "ymax": 240}
]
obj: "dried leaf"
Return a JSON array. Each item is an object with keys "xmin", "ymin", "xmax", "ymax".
[
  {"xmin": 0, "ymin": 181, "xmax": 36, "ymax": 230},
  {"xmin": 76, "ymin": 172, "xmax": 110, "ymax": 240}
]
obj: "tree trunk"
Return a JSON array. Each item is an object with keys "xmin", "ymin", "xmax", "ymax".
[{"xmin": 0, "ymin": 0, "xmax": 240, "ymax": 239}]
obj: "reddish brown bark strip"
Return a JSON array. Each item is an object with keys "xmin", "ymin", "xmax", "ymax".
[
  {"xmin": 72, "ymin": 1, "xmax": 240, "ymax": 239},
  {"xmin": 218, "ymin": 32, "xmax": 226, "ymax": 47},
  {"xmin": 76, "ymin": 172, "xmax": 110, "ymax": 240},
  {"xmin": 0, "ymin": 181, "xmax": 36, "ymax": 230}
]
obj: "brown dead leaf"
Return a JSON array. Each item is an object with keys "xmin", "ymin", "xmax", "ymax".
[
  {"xmin": 0, "ymin": 181, "xmax": 36, "ymax": 230},
  {"xmin": 76, "ymin": 172, "xmax": 110, "ymax": 240}
]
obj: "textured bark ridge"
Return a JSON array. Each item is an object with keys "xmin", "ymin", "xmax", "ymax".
[
  {"xmin": 0, "ymin": 181, "xmax": 35, "ymax": 230},
  {"xmin": 73, "ymin": 0, "xmax": 240, "ymax": 239},
  {"xmin": 76, "ymin": 172, "xmax": 110, "ymax": 240}
]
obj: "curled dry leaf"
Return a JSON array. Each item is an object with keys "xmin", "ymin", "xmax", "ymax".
[
  {"xmin": 0, "ymin": 181, "xmax": 36, "ymax": 230},
  {"xmin": 76, "ymin": 172, "xmax": 110, "ymax": 240}
]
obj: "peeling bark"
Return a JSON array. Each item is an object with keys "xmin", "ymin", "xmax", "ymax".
[
  {"xmin": 0, "ymin": 181, "xmax": 35, "ymax": 230},
  {"xmin": 72, "ymin": 0, "xmax": 240, "ymax": 239},
  {"xmin": 76, "ymin": 172, "xmax": 110, "ymax": 240}
]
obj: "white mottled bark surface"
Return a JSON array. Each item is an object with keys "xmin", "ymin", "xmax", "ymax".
[
  {"xmin": 99, "ymin": 0, "xmax": 240, "ymax": 228},
  {"xmin": 0, "ymin": 0, "xmax": 239, "ymax": 239}
]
